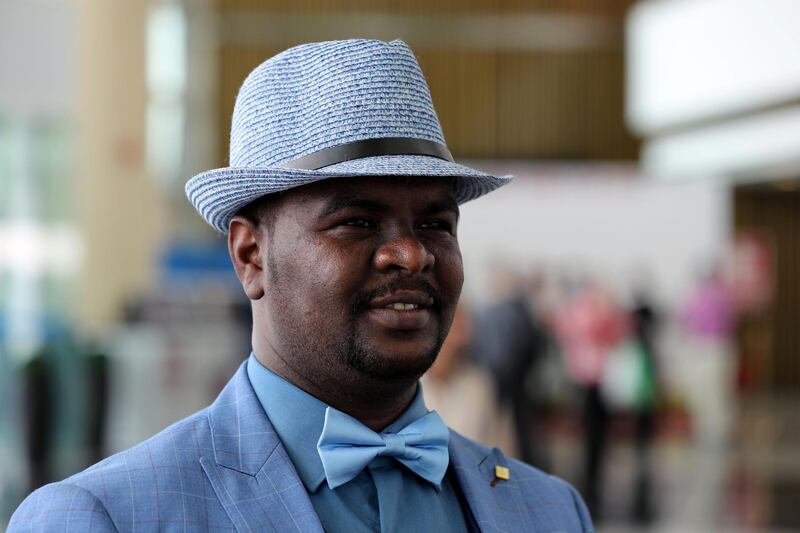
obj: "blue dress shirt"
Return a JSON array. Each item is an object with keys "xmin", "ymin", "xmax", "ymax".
[{"xmin": 247, "ymin": 354, "xmax": 469, "ymax": 533}]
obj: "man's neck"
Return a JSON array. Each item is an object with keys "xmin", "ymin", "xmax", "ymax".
[{"xmin": 252, "ymin": 348, "xmax": 419, "ymax": 432}]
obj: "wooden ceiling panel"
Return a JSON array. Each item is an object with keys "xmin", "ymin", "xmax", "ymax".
[
  {"xmin": 220, "ymin": 0, "xmax": 635, "ymax": 16},
  {"xmin": 214, "ymin": 0, "xmax": 638, "ymax": 162}
]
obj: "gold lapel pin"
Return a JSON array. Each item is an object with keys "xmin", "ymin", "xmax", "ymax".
[{"xmin": 491, "ymin": 465, "xmax": 510, "ymax": 486}]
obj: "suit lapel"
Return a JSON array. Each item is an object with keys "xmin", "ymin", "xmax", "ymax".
[
  {"xmin": 449, "ymin": 432, "xmax": 534, "ymax": 533},
  {"xmin": 201, "ymin": 364, "xmax": 324, "ymax": 533}
]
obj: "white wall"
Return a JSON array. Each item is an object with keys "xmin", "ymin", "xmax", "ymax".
[
  {"xmin": 627, "ymin": 0, "xmax": 800, "ymax": 134},
  {"xmin": 458, "ymin": 162, "xmax": 730, "ymax": 307},
  {"xmin": 626, "ymin": 0, "xmax": 800, "ymax": 181},
  {"xmin": 0, "ymin": 0, "xmax": 75, "ymax": 116}
]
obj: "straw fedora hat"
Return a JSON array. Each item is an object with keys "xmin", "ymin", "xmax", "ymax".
[{"xmin": 186, "ymin": 39, "xmax": 512, "ymax": 233}]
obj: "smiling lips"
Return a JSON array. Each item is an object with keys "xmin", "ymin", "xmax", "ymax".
[{"xmin": 367, "ymin": 290, "xmax": 435, "ymax": 330}]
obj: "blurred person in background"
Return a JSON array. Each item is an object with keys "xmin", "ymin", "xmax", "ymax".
[
  {"xmin": 471, "ymin": 265, "xmax": 547, "ymax": 468},
  {"xmin": 554, "ymin": 277, "xmax": 626, "ymax": 519},
  {"xmin": 678, "ymin": 262, "xmax": 737, "ymax": 526},
  {"xmin": 422, "ymin": 303, "xmax": 517, "ymax": 455},
  {"xmin": 20, "ymin": 355, "xmax": 54, "ymax": 493},
  {"xmin": 627, "ymin": 284, "xmax": 660, "ymax": 525},
  {"xmin": 680, "ymin": 263, "xmax": 736, "ymax": 447},
  {"xmin": 9, "ymin": 40, "xmax": 592, "ymax": 532}
]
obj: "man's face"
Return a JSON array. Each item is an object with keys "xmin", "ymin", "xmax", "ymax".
[{"xmin": 254, "ymin": 176, "xmax": 463, "ymax": 383}]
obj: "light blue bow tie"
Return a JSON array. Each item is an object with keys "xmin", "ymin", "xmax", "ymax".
[{"xmin": 316, "ymin": 407, "xmax": 450, "ymax": 490}]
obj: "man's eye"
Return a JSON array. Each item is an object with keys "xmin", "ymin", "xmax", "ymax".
[
  {"xmin": 342, "ymin": 218, "xmax": 373, "ymax": 228},
  {"xmin": 420, "ymin": 220, "xmax": 452, "ymax": 231}
]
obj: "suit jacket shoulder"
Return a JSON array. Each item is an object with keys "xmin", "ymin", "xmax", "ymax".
[
  {"xmin": 7, "ymin": 480, "xmax": 116, "ymax": 532},
  {"xmin": 9, "ymin": 364, "xmax": 322, "ymax": 533},
  {"xmin": 8, "ymin": 407, "xmax": 231, "ymax": 532},
  {"xmin": 449, "ymin": 431, "xmax": 594, "ymax": 533}
]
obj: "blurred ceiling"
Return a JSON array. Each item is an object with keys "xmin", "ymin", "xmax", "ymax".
[{"xmin": 213, "ymin": 0, "xmax": 640, "ymax": 164}]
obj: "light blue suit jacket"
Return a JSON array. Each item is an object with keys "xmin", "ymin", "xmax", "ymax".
[{"xmin": 9, "ymin": 363, "xmax": 593, "ymax": 532}]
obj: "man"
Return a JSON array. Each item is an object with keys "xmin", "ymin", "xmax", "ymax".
[
  {"xmin": 471, "ymin": 271, "xmax": 546, "ymax": 467},
  {"xmin": 10, "ymin": 39, "xmax": 592, "ymax": 532}
]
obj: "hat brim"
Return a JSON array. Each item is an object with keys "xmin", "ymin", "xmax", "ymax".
[{"xmin": 186, "ymin": 154, "xmax": 513, "ymax": 234}]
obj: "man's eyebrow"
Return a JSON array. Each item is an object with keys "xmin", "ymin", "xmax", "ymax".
[
  {"xmin": 319, "ymin": 196, "xmax": 389, "ymax": 218},
  {"xmin": 422, "ymin": 198, "xmax": 460, "ymax": 220},
  {"xmin": 318, "ymin": 195, "xmax": 460, "ymax": 219}
]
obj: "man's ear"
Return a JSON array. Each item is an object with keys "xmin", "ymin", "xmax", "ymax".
[{"xmin": 228, "ymin": 215, "xmax": 266, "ymax": 300}]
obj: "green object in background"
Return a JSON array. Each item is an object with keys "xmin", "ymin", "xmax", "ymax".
[
  {"xmin": 634, "ymin": 343, "xmax": 657, "ymax": 411},
  {"xmin": 601, "ymin": 340, "xmax": 658, "ymax": 411}
]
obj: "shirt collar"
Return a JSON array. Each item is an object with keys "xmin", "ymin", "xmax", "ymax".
[{"xmin": 246, "ymin": 353, "xmax": 430, "ymax": 492}]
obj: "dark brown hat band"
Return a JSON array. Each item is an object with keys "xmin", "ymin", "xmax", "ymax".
[{"xmin": 280, "ymin": 137, "xmax": 454, "ymax": 170}]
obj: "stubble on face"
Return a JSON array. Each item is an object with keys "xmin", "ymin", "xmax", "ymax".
[
  {"xmin": 344, "ymin": 278, "xmax": 450, "ymax": 381},
  {"xmin": 265, "ymin": 249, "xmax": 455, "ymax": 385}
]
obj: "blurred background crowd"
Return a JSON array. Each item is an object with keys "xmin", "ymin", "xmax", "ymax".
[{"xmin": 1, "ymin": 0, "xmax": 799, "ymax": 531}]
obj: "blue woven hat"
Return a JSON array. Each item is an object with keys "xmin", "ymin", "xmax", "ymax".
[{"xmin": 186, "ymin": 39, "xmax": 512, "ymax": 233}]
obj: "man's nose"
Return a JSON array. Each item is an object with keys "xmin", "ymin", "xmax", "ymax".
[{"xmin": 373, "ymin": 232, "xmax": 435, "ymax": 274}]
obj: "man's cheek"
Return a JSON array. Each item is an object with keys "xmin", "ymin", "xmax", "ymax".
[
  {"xmin": 314, "ymin": 261, "xmax": 349, "ymax": 291},
  {"xmin": 441, "ymin": 255, "xmax": 464, "ymax": 296}
]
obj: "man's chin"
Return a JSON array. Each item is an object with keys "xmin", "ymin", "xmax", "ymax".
[{"xmin": 344, "ymin": 342, "xmax": 441, "ymax": 382}]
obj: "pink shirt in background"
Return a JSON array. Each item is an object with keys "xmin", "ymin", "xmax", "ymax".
[
  {"xmin": 682, "ymin": 278, "xmax": 735, "ymax": 340},
  {"xmin": 556, "ymin": 286, "xmax": 626, "ymax": 386}
]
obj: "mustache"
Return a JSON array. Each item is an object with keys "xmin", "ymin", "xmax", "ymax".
[{"xmin": 352, "ymin": 278, "xmax": 443, "ymax": 313}]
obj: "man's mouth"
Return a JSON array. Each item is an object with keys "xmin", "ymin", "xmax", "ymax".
[
  {"xmin": 365, "ymin": 289, "xmax": 437, "ymax": 331},
  {"xmin": 385, "ymin": 303, "xmax": 420, "ymax": 311},
  {"xmin": 367, "ymin": 307, "xmax": 431, "ymax": 331},
  {"xmin": 369, "ymin": 289, "xmax": 435, "ymax": 310}
]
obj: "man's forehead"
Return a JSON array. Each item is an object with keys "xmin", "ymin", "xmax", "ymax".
[{"xmin": 293, "ymin": 175, "xmax": 458, "ymax": 207}]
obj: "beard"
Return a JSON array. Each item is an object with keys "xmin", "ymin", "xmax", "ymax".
[
  {"xmin": 339, "ymin": 278, "xmax": 450, "ymax": 381},
  {"xmin": 339, "ymin": 319, "xmax": 447, "ymax": 381},
  {"xmin": 268, "ymin": 278, "xmax": 453, "ymax": 384}
]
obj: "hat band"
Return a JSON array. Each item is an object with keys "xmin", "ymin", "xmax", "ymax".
[{"xmin": 280, "ymin": 137, "xmax": 454, "ymax": 170}]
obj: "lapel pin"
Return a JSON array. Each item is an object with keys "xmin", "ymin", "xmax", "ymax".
[{"xmin": 491, "ymin": 465, "xmax": 510, "ymax": 487}]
